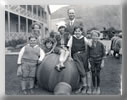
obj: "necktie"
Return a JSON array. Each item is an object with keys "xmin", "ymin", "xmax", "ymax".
[
  {"xmin": 70, "ymin": 21, "xmax": 73, "ymax": 26},
  {"xmin": 92, "ymin": 41, "xmax": 97, "ymax": 47}
]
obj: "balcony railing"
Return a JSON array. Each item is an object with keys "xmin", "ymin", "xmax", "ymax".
[
  {"xmin": 5, "ymin": 5, "xmax": 47, "ymax": 23},
  {"xmin": 5, "ymin": 32, "xmax": 31, "ymax": 41}
]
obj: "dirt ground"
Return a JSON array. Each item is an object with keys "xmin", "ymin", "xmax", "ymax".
[{"xmin": 5, "ymin": 40, "xmax": 121, "ymax": 95}]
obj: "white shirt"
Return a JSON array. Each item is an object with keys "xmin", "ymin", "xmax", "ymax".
[
  {"xmin": 67, "ymin": 35, "xmax": 92, "ymax": 48},
  {"xmin": 70, "ymin": 19, "xmax": 75, "ymax": 26},
  {"xmin": 17, "ymin": 44, "xmax": 45, "ymax": 64}
]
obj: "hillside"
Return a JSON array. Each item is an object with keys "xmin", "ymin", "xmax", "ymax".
[{"xmin": 51, "ymin": 5, "xmax": 121, "ymax": 31}]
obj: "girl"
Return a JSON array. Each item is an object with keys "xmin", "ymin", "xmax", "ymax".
[
  {"xmin": 17, "ymin": 36, "xmax": 45, "ymax": 95},
  {"xmin": 67, "ymin": 26, "xmax": 92, "ymax": 94},
  {"xmin": 43, "ymin": 37, "xmax": 56, "ymax": 55},
  {"xmin": 54, "ymin": 25, "xmax": 71, "ymax": 72},
  {"xmin": 88, "ymin": 30, "xmax": 105, "ymax": 95}
]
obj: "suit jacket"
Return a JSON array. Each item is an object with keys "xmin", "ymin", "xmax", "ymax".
[{"xmin": 65, "ymin": 19, "xmax": 84, "ymax": 35}]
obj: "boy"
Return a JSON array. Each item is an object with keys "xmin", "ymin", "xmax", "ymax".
[
  {"xmin": 88, "ymin": 30, "xmax": 105, "ymax": 95},
  {"xmin": 17, "ymin": 36, "xmax": 45, "ymax": 95},
  {"xmin": 67, "ymin": 26, "xmax": 92, "ymax": 94}
]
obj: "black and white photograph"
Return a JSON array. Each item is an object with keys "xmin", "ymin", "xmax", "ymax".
[{"xmin": 5, "ymin": 4, "xmax": 122, "ymax": 95}]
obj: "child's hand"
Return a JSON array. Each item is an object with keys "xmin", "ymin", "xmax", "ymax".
[
  {"xmin": 101, "ymin": 60, "xmax": 104, "ymax": 68},
  {"xmin": 46, "ymin": 52, "xmax": 51, "ymax": 56},
  {"xmin": 68, "ymin": 57, "xmax": 73, "ymax": 61},
  {"xmin": 88, "ymin": 61, "xmax": 91, "ymax": 69},
  {"xmin": 17, "ymin": 64, "xmax": 22, "ymax": 77},
  {"xmin": 110, "ymin": 50, "xmax": 114, "ymax": 56},
  {"xmin": 37, "ymin": 60, "xmax": 42, "ymax": 65}
]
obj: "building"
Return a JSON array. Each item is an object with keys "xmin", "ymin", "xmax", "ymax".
[
  {"xmin": 5, "ymin": 5, "xmax": 51, "ymax": 42},
  {"xmin": 51, "ymin": 18, "xmax": 66, "ymax": 32}
]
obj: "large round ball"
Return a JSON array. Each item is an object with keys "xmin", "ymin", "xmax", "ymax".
[{"xmin": 37, "ymin": 53, "xmax": 80, "ymax": 92}]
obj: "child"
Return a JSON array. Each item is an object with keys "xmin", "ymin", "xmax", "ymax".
[
  {"xmin": 17, "ymin": 36, "xmax": 45, "ymax": 95},
  {"xmin": 43, "ymin": 37, "xmax": 56, "ymax": 55},
  {"xmin": 54, "ymin": 25, "xmax": 71, "ymax": 72},
  {"xmin": 88, "ymin": 30, "xmax": 105, "ymax": 95},
  {"xmin": 67, "ymin": 26, "xmax": 92, "ymax": 94}
]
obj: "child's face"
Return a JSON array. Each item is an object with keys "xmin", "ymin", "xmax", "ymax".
[
  {"xmin": 29, "ymin": 37, "xmax": 37, "ymax": 47},
  {"xmin": 74, "ymin": 28, "xmax": 82, "ymax": 38},
  {"xmin": 59, "ymin": 28, "xmax": 65, "ymax": 34},
  {"xmin": 91, "ymin": 32, "xmax": 99, "ymax": 41},
  {"xmin": 46, "ymin": 42, "xmax": 53, "ymax": 49}
]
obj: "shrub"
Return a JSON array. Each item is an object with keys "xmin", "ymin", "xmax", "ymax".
[{"xmin": 5, "ymin": 38, "xmax": 27, "ymax": 48}]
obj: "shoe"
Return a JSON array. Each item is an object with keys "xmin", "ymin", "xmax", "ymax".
[
  {"xmin": 87, "ymin": 87, "xmax": 92, "ymax": 95},
  {"xmin": 60, "ymin": 65, "xmax": 66, "ymax": 70},
  {"xmin": 35, "ymin": 84, "xmax": 39, "ymax": 88},
  {"xmin": 29, "ymin": 89, "xmax": 34, "ymax": 95},
  {"xmin": 81, "ymin": 86, "xmax": 87, "ymax": 94},
  {"xmin": 22, "ymin": 90, "xmax": 28, "ymax": 95},
  {"xmin": 75, "ymin": 87, "xmax": 82, "ymax": 94},
  {"xmin": 96, "ymin": 87, "xmax": 101, "ymax": 95},
  {"xmin": 92, "ymin": 88, "xmax": 97, "ymax": 95},
  {"xmin": 55, "ymin": 65, "xmax": 61, "ymax": 72}
]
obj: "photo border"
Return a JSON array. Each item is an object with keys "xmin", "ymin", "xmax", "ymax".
[{"xmin": 1, "ymin": 0, "xmax": 126, "ymax": 100}]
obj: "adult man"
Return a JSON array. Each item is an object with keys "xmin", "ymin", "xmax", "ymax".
[{"xmin": 65, "ymin": 8, "xmax": 84, "ymax": 35}]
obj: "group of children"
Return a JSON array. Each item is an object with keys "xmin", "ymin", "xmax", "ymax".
[{"xmin": 17, "ymin": 23, "xmax": 106, "ymax": 95}]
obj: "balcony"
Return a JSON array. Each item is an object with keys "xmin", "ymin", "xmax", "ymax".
[{"xmin": 5, "ymin": 5, "xmax": 47, "ymax": 23}]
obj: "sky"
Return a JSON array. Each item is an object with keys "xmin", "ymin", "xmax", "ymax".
[
  {"xmin": 49, "ymin": 5, "xmax": 69, "ymax": 13},
  {"xmin": 49, "ymin": 0, "xmax": 121, "ymax": 13}
]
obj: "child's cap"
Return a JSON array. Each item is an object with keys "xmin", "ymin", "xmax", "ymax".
[
  {"xmin": 90, "ymin": 30, "xmax": 100, "ymax": 37},
  {"xmin": 58, "ymin": 25, "xmax": 66, "ymax": 31}
]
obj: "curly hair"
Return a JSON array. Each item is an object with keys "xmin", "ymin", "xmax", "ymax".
[
  {"xmin": 73, "ymin": 26, "xmax": 84, "ymax": 34},
  {"xmin": 43, "ymin": 38, "xmax": 55, "ymax": 46}
]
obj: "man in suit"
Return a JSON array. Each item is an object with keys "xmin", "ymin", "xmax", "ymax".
[{"xmin": 65, "ymin": 8, "xmax": 84, "ymax": 35}]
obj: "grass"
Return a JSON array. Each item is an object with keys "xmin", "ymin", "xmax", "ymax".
[{"xmin": 5, "ymin": 55, "xmax": 121, "ymax": 95}]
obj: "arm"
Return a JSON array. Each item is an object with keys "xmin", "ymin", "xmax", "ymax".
[
  {"xmin": 102, "ymin": 43, "xmax": 106, "ymax": 58},
  {"xmin": 84, "ymin": 37, "xmax": 92, "ymax": 47},
  {"xmin": 110, "ymin": 38, "xmax": 114, "ymax": 50},
  {"xmin": 101, "ymin": 43, "xmax": 106, "ymax": 68},
  {"xmin": 38, "ymin": 48, "xmax": 45, "ymax": 62},
  {"xmin": 17, "ymin": 46, "xmax": 25, "ymax": 65},
  {"xmin": 67, "ymin": 36, "xmax": 73, "ymax": 58}
]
